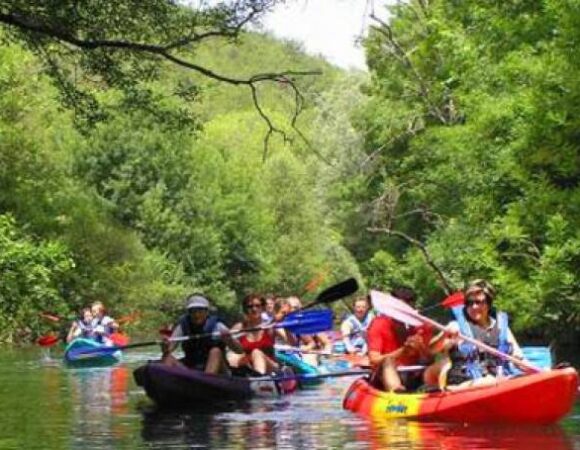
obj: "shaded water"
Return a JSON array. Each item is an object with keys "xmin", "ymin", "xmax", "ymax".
[{"xmin": 0, "ymin": 346, "xmax": 578, "ymax": 449}]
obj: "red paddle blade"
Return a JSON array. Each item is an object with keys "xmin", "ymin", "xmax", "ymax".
[
  {"xmin": 303, "ymin": 270, "xmax": 327, "ymax": 293},
  {"xmin": 158, "ymin": 327, "xmax": 172, "ymax": 337},
  {"xmin": 117, "ymin": 311, "xmax": 140, "ymax": 325},
  {"xmin": 109, "ymin": 333, "xmax": 130, "ymax": 346},
  {"xmin": 40, "ymin": 313, "xmax": 61, "ymax": 322},
  {"xmin": 441, "ymin": 291, "xmax": 465, "ymax": 309},
  {"xmin": 37, "ymin": 334, "xmax": 59, "ymax": 347}
]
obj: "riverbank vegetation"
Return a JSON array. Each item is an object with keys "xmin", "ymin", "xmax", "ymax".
[{"xmin": 0, "ymin": 1, "xmax": 577, "ymax": 351}]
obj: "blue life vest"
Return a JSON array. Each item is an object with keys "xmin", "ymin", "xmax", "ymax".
[
  {"xmin": 448, "ymin": 306, "xmax": 514, "ymax": 382},
  {"xmin": 177, "ymin": 314, "xmax": 225, "ymax": 369},
  {"xmin": 343, "ymin": 312, "xmax": 373, "ymax": 351},
  {"xmin": 496, "ymin": 311, "xmax": 514, "ymax": 374}
]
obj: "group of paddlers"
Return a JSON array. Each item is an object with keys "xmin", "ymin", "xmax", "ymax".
[
  {"xmin": 157, "ymin": 278, "xmax": 529, "ymax": 392},
  {"xmin": 66, "ymin": 301, "xmax": 119, "ymax": 345}
]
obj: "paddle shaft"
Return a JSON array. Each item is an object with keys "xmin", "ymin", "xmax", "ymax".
[
  {"xmin": 252, "ymin": 365, "xmax": 424, "ymax": 383},
  {"xmin": 401, "ymin": 306, "xmax": 541, "ymax": 373},
  {"xmin": 275, "ymin": 345, "xmax": 335, "ymax": 356},
  {"xmin": 70, "ymin": 324, "xmax": 282, "ymax": 354}
]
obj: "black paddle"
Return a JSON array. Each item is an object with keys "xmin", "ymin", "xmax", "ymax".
[{"xmin": 302, "ymin": 277, "xmax": 359, "ymax": 309}]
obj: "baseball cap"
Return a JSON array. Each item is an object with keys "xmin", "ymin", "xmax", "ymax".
[{"xmin": 185, "ymin": 294, "xmax": 210, "ymax": 310}]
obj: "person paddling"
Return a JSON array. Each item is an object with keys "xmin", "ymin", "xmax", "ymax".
[
  {"xmin": 340, "ymin": 295, "xmax": 374, "ymax": 355},
  {"xmin": 428, "ymin": 279, "xmax": 526, "ymax": 390},
  {"xmin": 66, "ymin": 307, "xmax": 94, "ymax": 343},
  {"xmin": 227, "ymin": 293, "xmax": 295, "ymax": 375},
  {"xmin": 161, "ymin": 294, "xmax": 244, "ymax": 375},
  {"xmin": 91, "ymin": 301, "xmax": 119, "ymax": 344},
  {"xmin": 286, "ymin": 296, "xmax": 332, "ymax": 367},
  {"xmin": 367, "ymin": 287, "xmax": 433, "ymax": 392}
]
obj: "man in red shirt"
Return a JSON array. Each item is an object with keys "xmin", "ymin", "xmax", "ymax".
[{"xmin": 367, "ymin": 287, "xmax": 433, "ymax": 392}]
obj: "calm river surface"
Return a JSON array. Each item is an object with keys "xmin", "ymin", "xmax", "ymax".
[{"xmin": 0, "ymin": 346, "xmax": 578, "ymax": 450}]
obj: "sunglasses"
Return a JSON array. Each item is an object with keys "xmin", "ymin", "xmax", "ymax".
[
  {"xmin": 466, "ymin": 299, "xmax": 487, "ymax": 307},
  {"xmin": 245, "ymin": 303, "xmax": 262, "ymax": 310}
]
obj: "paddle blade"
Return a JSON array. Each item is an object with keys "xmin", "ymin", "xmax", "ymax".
[
  {"xmin": 40, "ymin": 313, "xmax": 61, "ymax": 323},
  {"xmin": 441, "ymin": 291, "xmax": 465, "ymax": 309},
  {"xmin": 280, "ymin": 309, "xmax": 333, "ymax": 334},
  {"xmin": 314, "ymin": 278, "xmax": 359, "ymax": 306},
  {"xmin": 37, "ymin": 334, "xmax": 59, "ymax": 347},
  {"xmin": 158, "ymin": 326, "xmax": 172, "ymax": 337},
  {"xmin": 109, "ymin": 333, "xmax": 130, "ymax": 346},
  {"xmin": 370, "ymin": 290, "xmax": 423, "ymax": 327},
  {"xmin": 118, "ymin": 311, "xmax": 140, "ymax": 325},
  {"xmin": 303, "ymin": 270, "xmax": 327, "ymax": 293}
]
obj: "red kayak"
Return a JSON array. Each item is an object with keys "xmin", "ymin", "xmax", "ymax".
[{"xmin": 343, "ymin": 367, "xmax": 578, "ymax": 424}]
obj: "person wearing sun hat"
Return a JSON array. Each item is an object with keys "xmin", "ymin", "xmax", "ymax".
[
  {"xmin": 429, "ymin": 279, "xmax": 526, "ymax": 390},
  {"xmin": 161, "ymin": 293, "xmax": 243, "ymax": 374}
]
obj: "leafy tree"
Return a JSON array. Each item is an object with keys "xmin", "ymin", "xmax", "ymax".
[
  {"xmin": 0, "ymin": 214, "xmax": 73, "ymax": 342},
  {"xmin": 353, "ymin": 0, "xmax": 580, "ymax": 343}
]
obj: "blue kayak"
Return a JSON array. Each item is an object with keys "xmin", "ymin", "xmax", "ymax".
[
  {"xmin": 64, "ymin": 338, "xmax": 122, "ymax": 367},
  {"xmin": 274, "ymin": 350, "xmax": 326, "ymax": 386}
]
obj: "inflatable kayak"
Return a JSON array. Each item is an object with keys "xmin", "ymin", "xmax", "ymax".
[
  {"xmin": 343, "ymin": 367, "xmax": 578, "ymax": 424},
  {"xmin": 133, "ymin": 362, "xmax": 298, "ymax": 407},
  {"xmin": 274, "ymin": 350, "xmax": 325, "ymax": 386},
  {"xmin": 64, "ymin": 337, "xmax": 122, "ymax": 367}
]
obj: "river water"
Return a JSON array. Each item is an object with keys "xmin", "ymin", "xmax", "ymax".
[{"xmin": 0, "ymin": 346, "xmax": 578, "ymax": 450}]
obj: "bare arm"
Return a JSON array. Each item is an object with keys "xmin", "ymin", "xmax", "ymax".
[
  {"xmin": 66, "ymin": 323, "xmax": 79, "ymax": 343},
  {"xmin": 316, "ymin": 332, "xmax": 333, "ymax": 352},
  {"xmin": 219, "ymin": 322, "xmax": 244, "ymax": 354},
  {"xmin": 341, "ymin": 320, "xmax": 357, "ymax": 353},
  {"xmin": 275, "ymin": 327, "xmax": 297, "ymax": 346},
  {"xmin": 368, "ymin": 347, "xmax": 407, "ymax": 368}
]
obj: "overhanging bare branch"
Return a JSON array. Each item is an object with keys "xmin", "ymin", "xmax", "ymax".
[{"xmin": 0, "ymin": 3, "xmax": 322, "ymax": 155}]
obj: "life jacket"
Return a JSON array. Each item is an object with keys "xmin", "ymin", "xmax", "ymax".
[
  {"xmin": 76, "ymin": 319, "xmax": 93, "ymax": 339},
  {"xmin": 447, "ymin": 306, "xmax": 513, "ymax": 383},
  {"xmin": 261, "ymin": 311, "xmax": 274, "ymax": 325},
  {"xmin": 178, "ymin": 314, "xmax": 225, "ymax": 368},
  {"xmin": 91, "ymin": 315, "xmax": 116, "ymax": 343},
  {"xmin": 344, "ymin": 312, "xmax": 373, "ymax": 351},
  {"xmin": 239, "ymin": 330, "xmax": 275, "ymax": 358}
]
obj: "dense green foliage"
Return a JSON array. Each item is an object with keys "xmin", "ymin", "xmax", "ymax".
[
  {"xmin": 0, "ymin": 30, "xmax": 358, "ymax": 342},
  {"xmin": 341, "ymin": 0, "xmax": 579, "ymax": 343}
]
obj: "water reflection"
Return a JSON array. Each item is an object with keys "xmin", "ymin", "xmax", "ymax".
[
  {"xmin": 0, "ymin": 348, "xmax": 577, "ymax": 450},
  {"xmin": 67, "ymin": 366, "xmax": 132, "ymax": 448},
  {"xmin": 137, "ymin": 380, "xmax": 579, "ymax": 450},
  {"xmin": 366, "ymin": 420, "xmax": 575, "ymax": 450},
  {"xmin": 139, "ymin": 383, "xmax": 361, "ymax": 450}
]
